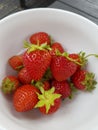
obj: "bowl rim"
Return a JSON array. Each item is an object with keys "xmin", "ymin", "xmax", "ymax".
[{"xmin": 0, "ymin": 8, "xmax": 98, "ymax": 28}]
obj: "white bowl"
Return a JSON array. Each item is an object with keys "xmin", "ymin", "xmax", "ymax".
[{"xmin": 0, "ymin": 8, "xmax": 98, "ymax": 130}]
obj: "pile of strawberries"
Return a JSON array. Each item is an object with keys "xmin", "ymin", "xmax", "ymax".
[{"xmin": 1, "ymin": 32, "xmax": 97, "ymax": 115}]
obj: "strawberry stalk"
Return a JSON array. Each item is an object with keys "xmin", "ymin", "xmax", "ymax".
[{"xmin": 84, "ymin": 53, "xmax": 98, "ymax": 59}]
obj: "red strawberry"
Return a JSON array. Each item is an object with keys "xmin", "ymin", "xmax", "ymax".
[
  {"xmin": 69, "ymin": 53, "xmax": 80, "ymax": 61},
  {"xmin": 68, "ymin": 51, "xmax": 97, "ymax": 68},
  {"xmin": 52, "ymin": 80, "xmax": 71, "ymax": 99},
  {"xmin": 35, "ymin": 87, "xmax": 61, "ymax": 114},
  {"xmin": 18, "ymin": 67, "xmax": 33, "ymax": 84},
  {"xmin": 29, "ymin": 32, "xmax": 50, "ymax": 45},
  {"xmin": 71, "ymin": 69, "xmax": 97, "ymax": 91},
  {"xmin": 50, "ymin": 42, "xmax": 65, "ymax": 56},
  {"xmin": 1, "ymin": 76, "xmax": 20, "ymax": 94},
  {"xmin": 50, "ymin": 55, "xmax": 77, "ymax": 81},
  {"xmin": 23, "ymin": 43, "xmax": 51, "ymax": 81},
  {"xmin": 13, "ymin": 85, "xmax": 39, "ymax": 112},
  {"xmin": 8, "ymin": 55, "xmax": 23, "ymax": 71},
  {"xmin": 43, "ymin": 81, "xmax": 51, "ymax": 90},
  {"xmin": 39, "ymin": 98, "xmax": 61, "ymax": 114},
  {"xmin": 69, "ymin": 53, "xmax": 81, "ymax": 70}
]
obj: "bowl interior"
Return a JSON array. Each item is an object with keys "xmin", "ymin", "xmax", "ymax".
[{"xmin": 0, "ymin": 8, "xmax": 98, "ymax": 130}]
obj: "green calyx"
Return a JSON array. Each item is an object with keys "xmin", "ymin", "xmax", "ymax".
[
  {"xmin": 2, "ymin": 78, "xmax": 15, "ymax": 94},
  {"xmin": 35, "ymin": 87, "xmax": 61, "ymax": 113},
  {"xmin": 82, "ymin": 72, "xmax": 97, "ymax": 91},
  {"xmin": 24, "ymin": 41, "xmax": 51, "ymax": 53},
  {"xmin": 77, "ymin": 52, "xmax": 98, "ymax": 66}
]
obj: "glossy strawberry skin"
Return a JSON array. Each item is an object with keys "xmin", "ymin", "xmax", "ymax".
[
  {"xmin": 8, "ymin": 55, "xmax": 23, "ymax": 71},
  {"xmin": 50, "ymin": 42, "xmax": 65, "ymax": 56},
  {"xmin": 71, "ymin": 70, "xmax": 87, "ymax": 90},
  {"xmin": 52, "ymin": 80, "xmax": 71, "ymax": 99},
  {"xmin": 30, "ymin": 32, "xmax": 50, "ymax": 45},
  {"xmin": 69, "ymin": 53, "xmax": 80, "ymax": 61},
  {"xmin": 39, "ymin": 98, "xmax": 61, "ymax": 114},
  {"xmin": 13, "ymin": 85, "xmax": 39, "ymax": 112},
  {"xmin": 23, "ymin": 50, "xmax": 51, "ymax": 81},
  {"xmin": 69, "ymin": 53, "xmax": 81, "ymax": 70},
  {"xmin": 71, "ymin": 69, "xmax": 97, "ymax": 91},
  {"xmin": 18, "ymin": 67, "xmax": 32, "ymax": 84},
  {"xmin": 43, "ymin": 81, "xmax": 50, "ymax": 90},
  {"xmin": 2, "ymin": 76, "xmax": 20, "ymax": 94},
  {"xmin": 50, "ymin": 56, "xmax": 77, "ymax": 81}
]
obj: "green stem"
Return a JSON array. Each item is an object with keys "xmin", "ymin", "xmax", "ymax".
[
  {"xmin": 62, "ymin": 52, "xmax": 82, "ymax": 66},
  {"xmin": 65, "ymin": 55, "xmax": 82, "ymax": 66},
  {"xmin": 24, "ymin": 41, "xmax": 51, "ymax": 53},
  {"xmin": 84, "ymin": 54, "xmax": 98, "ymax": 59}
]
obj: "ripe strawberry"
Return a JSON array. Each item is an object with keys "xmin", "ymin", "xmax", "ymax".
[
  {"xmin": 69, "ymin": 53, "xmax": 80, "ymax": 62},
  {"xmin": 69, "ymin": 52, "xmax": 98, "ymax": 68},
  {"xmin": 50, "ymin": 55, "xmax": 77, "ymax": 81},
  {"xmin": 35, "ymin": 87, "xmax": 61, "ymax": 114},
  {"xmin": 39, "ymin": 98, "xmax": 61, "ymax": 114},
  {"xmin": 50, "ymin": 42, "xmax": 65, "ymax": 56},
  {"xmin": 69, "ymin": 53, "xmax": 82, "ymax": 71},
  {"xmin": 69, "ymin": 52, "xmax": 88, "ymax": 69},
  {"xmin": 13, "ymin": 85, "xmax": 39, "ymax": 112},
  {"xmin": 18, "ymin": 67, "xmax": 33, "ymax": 84},
  {"xmin": 8, "ymin": 55, "xmax": 23, "ymax": 71},
  {"xmin": 1, "ymin": 76, "xmax": 20, "ymax": 94},
  {"xmin": 52, "ymin": 80, "xmax": 71, "ymax": 99},
  {"xmin": 43, "ymin": 81, "xmax": 51, "ymax": 90},
  {"xmin": 23, "ymin": 42, "xmax": 51, "ymax": 81},
  {"xmin": 29, "ymin": 32, "xmax": 50, "ymax": 45},
  {"xmin": 71, "ymin": 69, "xmax": 97, "ymax": 91}
]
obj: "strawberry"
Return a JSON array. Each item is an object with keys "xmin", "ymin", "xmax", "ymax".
[
  {"xmin": 43, "ymin": 81, "xmax": 51, "ymax": 90},
  {"xmin": 52, "ymin": 80, "xmax": 71, "ymax": 99},
  {"xmin": 50, "ymin": 55, "xmax": 77, "ymax": 81},
  {"xmin": 71, "ymin": 69, "xmax": 97, "ymax": 91},
  {"xmin": 1, "ymin": 76, "xmax": 20, "ymax": 94},
  {"xmin": 69, "ymin": 53, "xmax": 80, "ymax": 62},
  {"xmin": 69, "ymin": 52, "xmax": 98, "ymax": 68},
  {"xmin": 18, "ymin": 67, "xmax": 33, "ymax": 84},
  {"xmin": 13, "ymin": 85, "xmax": 39, "ymax": 112},
  {"xmin": 69, "ymin": 53, "xmax": 81, "ymax": 69},
  {"xmin": 50, "ymin": 42, "xmax": 65, "ymax": 56},
  {"xmin": 39, "ymin": 98, "xmax": 61, "ymax": 114},
  {"xmin": 23, "ymin": 42, "xmax": 51, "ymax": 81},
  {"xmin": 8, "ymin": 55, "xmax": 23, "ymax": 71},
  {"xmin": 35, "ymin": 87, "xmax": 61, "ymax": 114},
  {"xmin": 29, "ymin": 32, "xmax": 50, "ymax": 45}
]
